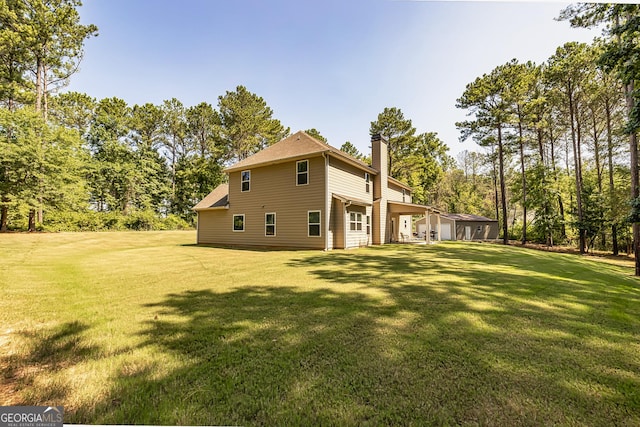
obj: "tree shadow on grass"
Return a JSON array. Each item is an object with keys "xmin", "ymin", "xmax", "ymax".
[
  {"xmin": 1, "ymin": 321, "xmax": 100, "ymax": 405},
  {"xmin": 285, "ymin": 244, "xmax": 640, "ymax": 423},
  {"xmin": 82, "ymin": 242, "xmax": 640, "ymax": 426},
  {"xmin": 13, "ymin": 243, "xmax": 638, "ymax": 425}
]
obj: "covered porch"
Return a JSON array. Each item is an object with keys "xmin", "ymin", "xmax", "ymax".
[{"xmin": 387, "ymin": 201, "xmax": 441, "ymax": 244}]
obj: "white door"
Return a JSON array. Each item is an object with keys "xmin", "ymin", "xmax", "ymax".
[
  {"xmin": 465, "ymin": 226, "xmax": 472, "ymax": 240},
  {"xmin": 440, "ymin": 223, "xmax": 452, "ymax": 240}
]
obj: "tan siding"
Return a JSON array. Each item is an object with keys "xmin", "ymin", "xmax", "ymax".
[
  {"xmin": 328, "ymin": 157, "xmax": 371, "ymax": 200},
  {"xmin": 327, "ymin": 157, "xmax": 373, "ymax": 248},
  {"xmin": 197, "ymin": 210, "xmax": 233, "ymax": 244},
  {"xmin": 388, "ymin": 181, "xmax": 409, "ymax": 203},
  {"xmin": 198, "ymin": 156, "xmax": 325, "ymax": 249}
]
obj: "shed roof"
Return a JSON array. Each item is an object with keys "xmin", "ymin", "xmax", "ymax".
[
  {"xmin": 225, "ymin": 130, "xmax": 376, "ymax": 174},
  {"xmin": 442, "ymin": 213, "xmax": 497, "ymax": 222}
]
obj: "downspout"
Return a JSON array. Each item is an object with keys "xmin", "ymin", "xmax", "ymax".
[
  {"xmin": 324, "ymin": 153, "xmax": 329, "ymax": 251},
  {"xmin": 344, "ymin": 201, "xmax": 352, "ymax": 249},
  {"xmin": 196, "ymin": 211, "xmax": 200, "ymax": 244}
]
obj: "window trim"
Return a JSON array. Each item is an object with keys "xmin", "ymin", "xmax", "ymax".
[
  {"xmin": 241, "ymin": 170, "xmax": 251, "ymax": 192},
  {"xmin": 232, "ymin": 214, "xmax": 245, "ymax": 232},
  {"xmin": 296, "ymin": 160, "xmax": 309, "ymax": 186},
  {"xmin": 349, "ymin": 212, "xmax": 363, "ymax": 232},
  {"xmin": 308, "ymin": 210, "xmax": 321, "ymax": 237},
  {"xmin": 265, "ymin": 212, "xmax": 276, "ymax": 237}
]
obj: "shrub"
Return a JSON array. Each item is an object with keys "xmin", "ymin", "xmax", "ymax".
[{"xmin": 42, "ymin": 210, "xmax": 193, "ymax": 232}]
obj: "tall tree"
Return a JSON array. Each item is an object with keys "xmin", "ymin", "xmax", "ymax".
[
  {"xmin": 546, "ymin": 42, "xmax": 595, "ymax": 253},
  {"xmin": 304, "ymin": 128, "xmax": 327, "ymax": 143},
  {"xmin": 161, "ymin": 98, "xmax": 186, "ymax": 206},
  {"xmin": 0, "ymin": 106, "xmax": 85, "ymax": 231},
  {"xmin": 561, "ymin": 3, "xmax": 640, "ymax": 271},
  {"xmin": 129, "ymin": 102, "xmax": 170, "ymax": 212},
  {"xmin": 130, "ymin": 102, "xmax": 164, "ymax": 151},
  {"xmin": 369, "ymin": 107, "xmax": 417, "ymax": 178},
  {"xmin": 20, "ymin": 0, "xmax": 97, "ymax": 119},
  {"xmin": 406, "ymin": 132, "xmax": 453, "ymax": 205},
  {"xmin": 48, "ymin": 91, "xmax": 95, "ymax": 137},
  {"xmin": 186, "ymin": 102, "xmax": 220, "ymax": 158},
  {"xmin": 218, "ymin": 85, "xmax": 289, "ymax": 163},
  {"xmin": 0, "ymin": 0, "xmax": 96, "ymax": 229},
  {"xmin": 87, "ymin": 97, "xmax": 133, "ymax": 212},
  {"xmin": 340, "ymin": 141, "xmax": 365, "ymax": 160},
  {"xmin": 504, "ymin": 60, "xmax": 539, "ymax": 243},
  {"xmin": 457, "ymin": 65, "xmax": 514, "ymax": 244},
  {"xmin": 0, "ymin": 0, "xmax": 33, "ymax": 110},
  {"xmin": 173, "ymin": 102, "xmax": 224, "ymax": 221}
]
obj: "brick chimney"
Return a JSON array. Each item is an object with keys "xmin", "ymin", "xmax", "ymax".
[{"xmin": 371, "ymin": 134, "xmax": 388, "ymax": 244}]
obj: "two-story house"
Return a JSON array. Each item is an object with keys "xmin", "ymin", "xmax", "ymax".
[{"xmin": 194, "ymin": 131, "xmax": 442, "ymax": 249}]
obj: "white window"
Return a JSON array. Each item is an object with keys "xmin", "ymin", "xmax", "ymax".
[
  {"xmin": 297, "ymin": 160, "xmax": 309, "ymax": 186},
  {"xmin": 402, "ymin": 188, "xmax": 406, "ymax": 202},
  {"xmin": 366, "ymin": 215, "xmax": 371, "ymax": 235},
  {"xmin": 365, "ymin": 172, "xmax": 370, "ymax": 193},
  {"xmin": 241, "ymin": 170, "xmax": 250, "ymax": 192},
  {"xmin": 233, "ymin": 214, "xmax": 245, "ymax": 232},
  {"xmin": 265, "ymin": 213, "xmax": 276, "ymax": 236},
  {"xmin": 308, "ymin": 210, "xmax": 321, "ymax": 237},
  {"xmin": 349, "ymin": 212, "xmax": 363, "ymax": 231}
]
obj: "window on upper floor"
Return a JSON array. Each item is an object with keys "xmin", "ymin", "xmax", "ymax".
[
  {"xmin": 365, "ymin": 172, "xmax": 370, "ymax": 193},
  {"xmin": 241, "ymin": 170, "xmax": 250, "ymax": 192},
  {"xmin": 402, "ymin": 188, "xmax": 406, "ymax": 202},
  {"xmin": 297, "ymin": 160, "xmax": 309, "ymax": 186}
]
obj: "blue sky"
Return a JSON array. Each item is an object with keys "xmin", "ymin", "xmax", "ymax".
[{"xmin": 66, "ymin": 0, "xmax": 601, "ymax": 159}]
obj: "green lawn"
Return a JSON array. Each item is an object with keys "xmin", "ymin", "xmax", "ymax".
[{"xmin": 1, "ymin": 231, "xmax": 639, "ymax": 425}]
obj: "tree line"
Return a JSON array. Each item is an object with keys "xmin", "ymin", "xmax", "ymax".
[
  {"xmin": 3, "ymin": 1, "xmax": 640, "ymax": 277},
  {"xmin": 0, "ymin": 1, "xmax": 453, "ymax": 232},
  {"xmin": 1, "ymin": 81, "xmax": 294, "ymax": 231},
  {"xmin": 453, "ymin": 4, "xmax": 640, "ymax": 275},
  {"xmin": 0, "ymin": 1, "xmax": 295, "ymax": 231}
]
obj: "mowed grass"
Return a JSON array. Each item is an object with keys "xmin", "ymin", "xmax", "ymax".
[{"xmin": 1, "ymin": 231, "xmax": 640, "ymax": 426}]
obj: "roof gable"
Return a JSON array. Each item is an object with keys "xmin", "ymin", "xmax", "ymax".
[
  {"xmin": 193, "ymin": 183, "xmax": 229, "ymax": 210},
  {"xmin": 225, "ymin": 130, "xmax": 375, "ymax": 174}
]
